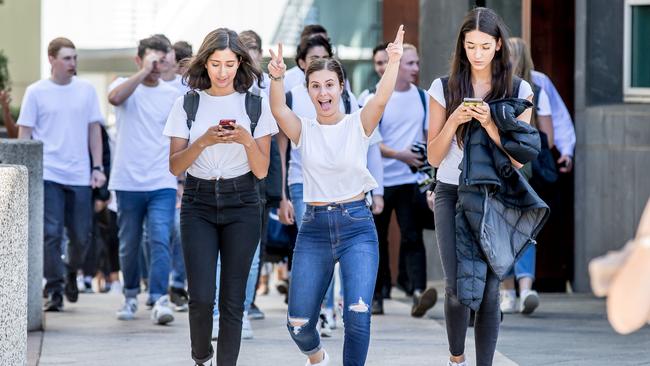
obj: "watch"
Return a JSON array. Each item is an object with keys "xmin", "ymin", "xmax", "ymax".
[{"xmin": 92, "ymin": 166, "xmax": 104, "ymax": 173}]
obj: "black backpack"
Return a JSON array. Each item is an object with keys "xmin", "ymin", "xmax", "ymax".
[
  {"xmin": 183, "ymin": 90, "xmax": 286, "ymax": 206},
  {"xmin": 285, "ymin": 89, "xmax": 352, "ymax": 114}
]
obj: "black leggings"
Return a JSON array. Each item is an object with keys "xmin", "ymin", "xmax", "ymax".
[
  {"xmin": 181, "ymin": 173, "xmax": 261, "ymax": 366},
  {"xmin": 434, "ymin": 182, "xmax": 501, "ymax": 366}
]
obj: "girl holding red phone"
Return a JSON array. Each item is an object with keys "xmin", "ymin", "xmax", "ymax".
[{"xmin": 163, "ymin": 28, "xmax": 278, "ymax": 366}]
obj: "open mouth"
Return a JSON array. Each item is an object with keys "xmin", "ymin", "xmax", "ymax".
[{"xmin": 318, "ymin": 99, "xmax": 333, "ymax": 112}]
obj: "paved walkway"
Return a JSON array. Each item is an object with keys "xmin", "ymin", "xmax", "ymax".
[
  {"xmin": 30, "ymin": 288, "xmax": 650, "ymax": 365},
  {"xmin": 33, "ymin": 287, "xmax": 516, "ymax": 366}
]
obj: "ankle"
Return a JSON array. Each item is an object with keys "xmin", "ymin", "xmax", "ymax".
[
  {"xmin": 308, "ymin": 350, "xmax": 325, "ymax": 364},
  {"xmin": 450, "ymin": 354, "xmax": 465, "ymax": 363}
]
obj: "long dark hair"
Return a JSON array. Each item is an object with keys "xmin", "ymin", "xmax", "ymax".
[
  {"xmin": 184, "ymin": 28, "xmax": 262, "ymax": 92},
  {"xmin": 448, "ymin": 7, "xmax": 512, "ymax": 146}
]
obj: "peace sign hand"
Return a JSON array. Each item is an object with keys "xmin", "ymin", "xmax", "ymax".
[
  {"xmin": 386, "ymin": 24, "xmax": 404, "ymax": 64},
  {"xmin": 268, "ymin": 44, "xmax": 287, "ymax": 79}
]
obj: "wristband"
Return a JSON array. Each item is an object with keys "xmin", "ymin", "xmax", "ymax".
[
  {"xmin": 92, "ymin": 166, "xmax": 104, "ymax": 173},
  {"xmin": 269, "ymin": 74, "xmax": 284, "ymax": 81}
]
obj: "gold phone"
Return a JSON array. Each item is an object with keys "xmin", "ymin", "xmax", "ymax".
[{"xmin": 463, "ymin": 97, "xmax": 483, "ymax": 107}]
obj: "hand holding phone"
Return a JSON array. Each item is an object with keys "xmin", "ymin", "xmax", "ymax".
[{"xmin": 218, "ymin": 119, "xmax": 236, "ymax": 130}]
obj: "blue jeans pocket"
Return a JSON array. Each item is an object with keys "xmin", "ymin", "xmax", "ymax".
[{"xmin": 343, "ymin": 206, "xmax": 371, "ymax": 221}]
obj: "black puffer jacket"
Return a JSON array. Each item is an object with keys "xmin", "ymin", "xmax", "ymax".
[{"xmin": 455, "ymin": 98, "xmax": 550, "ymax": 311}]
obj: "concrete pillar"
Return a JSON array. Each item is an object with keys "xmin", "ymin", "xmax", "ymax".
[
  {"xmin": 0, "ymin": 164, "xmax": 29, "ymax": 366},
  {"xmin": 0, "ymin": 139, "xmax": 43, "ymax": 330},
  {"xmin": 418, "ymin": 0, "xmax": 470, "ymax": 89}
]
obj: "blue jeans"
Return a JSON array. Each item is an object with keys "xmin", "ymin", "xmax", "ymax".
[
  {"xmin": 290, "ymin": 183, "xmax": 337, "ymax": 310},
  {"xmin": 213, "ymin": 242, "xmax": 261, "ymax": 317},
  {"xmin": 170, "ymin": 207, "xmax": 187, "ymax": 289},
  {"xmin": 43, "ymin": 181, "xmax": 93, "ymax": 294},
  {"xmin": 288, "ymin": 200, "xmax": 378, "ymax": 366},
  {"xmin": 116, "ymin": 189, "xmax": 176, "ymax": 301},
  {"xmin": 511, "ymin": 245, "xmax": 536, "ymax": 280}
]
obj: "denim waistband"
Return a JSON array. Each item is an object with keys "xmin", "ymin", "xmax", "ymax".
[
  {"xmin": 185, "ymin": 172, "xmax": 257, "ymax": 193},
  {"xmin": 306, "ymin": 199, "xmax": 368, "ymax": 213}
]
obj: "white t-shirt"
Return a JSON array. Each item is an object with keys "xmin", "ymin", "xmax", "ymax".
[
  {"xmin": 163, "ymin": 91, "xmax": 278, "ymax": 180},
  {"xmin": 165, "ymin": 74, "xmax": 190, "ymax": 97},
  {"xmin": 17, "ymin": 78, "xmax": 104, "ymax": 186},
  {"xmin": 536, "ymin": 88, "xmax": 552, "ymax": 117},
  {"xmin": 284, "ymin": 66, "xmax": 305, "ymax": 93},
  {"xmin": 108, "ymin": 78, "xmax": 179, "ymax": 191},
  {"xmin": 250, "ymin": 72, "xmax": 271, "ymax": 97},
  {"xmin": 373, "ymin": 84, "xmax": 429, "ymax": 187},
  {"xmin": 287, "ymin": 84, "xmax": 360, "ymax": 186},
  {"xmin": 427, "ymin": 78, "xmax": 534, "ymax": 185},
  {"xmin": 293, "ymin": 110, "xmax": 377, "ymax": 203}
]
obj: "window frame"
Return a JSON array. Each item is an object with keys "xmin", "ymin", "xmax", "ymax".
[{"xmin": 624, "ymin": 0, "xmax": 650, "ymax": 102}]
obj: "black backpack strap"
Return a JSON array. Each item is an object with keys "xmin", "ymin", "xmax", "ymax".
[
  {"xmin": 369, "ymin": 86, "xmax": 377, "ymax": 95},
  {"xmin": 342, "ymin": 89, "xmax": 351, "ymax": 114},
  {"xmin": 183, "ymin": 90, "xmax": 200, "ymax": 130},
  {"xmin": 245, "ymin": 92, "xmax": 263, "ymax": 137},
  {"xmin": 285, "ymin": 91, "xmax": 293, "ymax": 110},
  {"xmin": 512, "ymin": 76, "xmax": 523, "ymax": 98},
  {"xmin": 532, "ymin": 83, "xmax": 541, "ymax": 110},
  {"xmin": 416, "ymin": 87, "xmax": 427, "ymax": 129}
]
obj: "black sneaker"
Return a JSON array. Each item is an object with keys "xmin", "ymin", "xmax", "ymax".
[
  {"xmin": 44, "ymin": 292, "xmax": 64, "ymax": 312},
  {"xmin": 411, "ymin": 288, "xmax": 438, "ymax": 318},
  {"xmin": 371, "ymin": 298, "xmax": 384, "ymax": 315},
  {"xmin": 169, "ymin": 287, "xmax": 189, "ymax": 307},
  {"xmin": 276, "ymin": 280, "xmax": 289, "ymax": 295},
  {"xmin": 64, "ymin": 272, "xmax": 79, "ymax": 303}
]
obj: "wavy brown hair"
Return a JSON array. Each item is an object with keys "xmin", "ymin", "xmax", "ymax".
[
  {"xmin": 447, "ymin": 7, "xmax": 513, "ymax": 146},
  {"xmin": 184, "ymin": 28, "xmax": 262, "ymax": 92}
]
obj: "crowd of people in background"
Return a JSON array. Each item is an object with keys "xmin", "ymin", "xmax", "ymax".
[{"xmin": 1, "ymin": 6, "xmax": 578, "ymax": 366}]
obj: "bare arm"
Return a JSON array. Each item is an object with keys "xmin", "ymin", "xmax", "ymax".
[
  {"xmin": 276, "ymin": 130, "xmax": 295, "ymax": 224},
  {"xmin": 241, "ymin": 134, "xmax": 271, "ymax": 179},
  {"xmin": 0, "ymin": 90, "xmax": 18, "ymax": 138},
  {"xmin": 427, "ymin": 97, "xmax": 470, "ymax": 167},
  {"xmin": 268, "ymin": 44, "xmax": 301, "ymax": 144},
  {"xmin": 88, "ymin": 122, "xmax": 107, "ymax": 188},
  {"xmin": 360, "ymin": 25, "xmax": 404, "ymax": 136},
  {"xmin": 108, "ymin": 53, "xmax": 158, "ymax": 106},
  {"xmin": 169, "ymin": 137, "xmax": 204, "ymax": 177},
  {"xmin": 18, "ymin": 126, "xmax": 33, "ymax": 139}
]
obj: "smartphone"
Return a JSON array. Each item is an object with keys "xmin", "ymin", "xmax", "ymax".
[
  {"xmin": 463, "ymin": 97, "xmax": 483, "ymax": 107},
  {"xmin": 218, "ymin": 119, "xmax": 236, "ymax": 130}
]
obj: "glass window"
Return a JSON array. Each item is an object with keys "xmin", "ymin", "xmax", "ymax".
[{"xmin": 624, "ymin": 0, "xmax": 650, "ymax": 102}]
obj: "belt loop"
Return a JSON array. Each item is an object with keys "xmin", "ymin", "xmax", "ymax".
[{"xmin": 233, "ymin": 177, "xmax": 239, "ymax": 193}]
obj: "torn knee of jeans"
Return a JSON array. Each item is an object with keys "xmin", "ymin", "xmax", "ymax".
[
  {"xmin": 348, "ymin": 297, "xmax": 369, "ymax": 313},
  {"xmin": 288, "ymin": 316, "xmax": 309, "ymax": 335}
]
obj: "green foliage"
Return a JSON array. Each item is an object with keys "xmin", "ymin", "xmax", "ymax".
[{"xmin": 0, "ymin": 50, "xmax": 9, "ymax": 90}]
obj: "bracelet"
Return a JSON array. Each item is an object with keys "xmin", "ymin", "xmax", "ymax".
[
  {"xmin": 92, "ymin": 166, "xmax": 104, "ymax": 173},
  {"xmin": 269, "ymin": 74, "xmax": 284, "ymax": 81}
]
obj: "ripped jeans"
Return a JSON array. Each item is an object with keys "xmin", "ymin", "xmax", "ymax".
[{"xmin": 287, "ymin": 200, "xmax": 378, "ymax": 366}]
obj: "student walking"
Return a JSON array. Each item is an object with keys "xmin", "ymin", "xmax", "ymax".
[
  {"xmin": 17, "ymin": 37, "xmax": 106, "ymax": 312},
  {"xmin": 164, "ymin": 28, "xmax": 277, "ymax": 366},
  {"xmin": 268, "ymin": 25, "xmax": 405, "ymax": 366},
  {"xmin": 426, "ymin": 8, "xmax": 546, "ymax": 366}
]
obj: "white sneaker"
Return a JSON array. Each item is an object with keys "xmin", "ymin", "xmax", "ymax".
[
  {"xmin": 151, "ymin": 295, "xmax": 175, "ymax": 325},
  {"xmin": 305, "ymin": 350, "xmax": 329, "ymax": 366},
  {"xmin": 322, "ymin": 307, "xmax": 336, "ymax": 330},
  {"xmin": 211, "ymin": 315, "xmax": 219, "ymax": 340},
  {"xmin": 241, "ymin": 311, "xmax": 254, "ymax": 339},
  {"xmin": 447, "ymin": 360, "xmax": 467, "ymax": 366},
  {"xmin": 116, "ymin": 297, "xmax": 138, "ymax": 320},
  {"xmin": 520, "ymin": 289, "xmax": 540, "ymax": 314},
  {"xmin": 108, "ymin": 281, "xmax": 123, "ymax": 295},
  {"xmin": 500, "ymin": 289, "xmax": 518, "ymax": 314},
  {"xmin": 318, "ymin": 313, "xmax": 332, "ymax": 338}
]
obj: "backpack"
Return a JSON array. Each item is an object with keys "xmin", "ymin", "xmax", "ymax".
[
  {"xmin": 183, "ymin": 90, "xmax": 262, "ymax": 134},
  {"xmin": 285, "ymin": 89, "xmax": 352, "ymax": 114}
]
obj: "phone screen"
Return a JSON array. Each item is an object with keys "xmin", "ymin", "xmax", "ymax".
[{"xmin": 219, "ymin": 119, "xmax": 236, "ymax": 130}]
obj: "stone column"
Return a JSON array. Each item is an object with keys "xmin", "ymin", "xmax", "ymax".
[
  {"xmin": 0, "ymin": 139, "xmax": 43, "ymax": 330},
  {"xmin": 0, "ymin": 164, "xmax": 29, "ymax": 366}
]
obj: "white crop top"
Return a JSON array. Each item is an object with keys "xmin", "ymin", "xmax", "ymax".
[{"xmin": 293, "ymin": 110, "xmax": 378, "ymax": 203}]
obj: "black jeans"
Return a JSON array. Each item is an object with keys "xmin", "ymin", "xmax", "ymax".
[
  {"xmin": 434, "ymin": 182, "xmax": 500, "ymax": 366},
  {"xmin": 374, "ymin": 183, "xmax": 427, "ymax": 297},
  {"xmin": 181, "ymin": 173, "xmax": 261, "ymax": 366}
]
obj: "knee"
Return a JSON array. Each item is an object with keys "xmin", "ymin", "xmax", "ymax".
[
  {"xmin": 344, "ymin": 297, "xmax": 371, "ymax": 329},
  {"xmin": 287, "ymin": 316, "xmax": 311, "ymax": 338}
]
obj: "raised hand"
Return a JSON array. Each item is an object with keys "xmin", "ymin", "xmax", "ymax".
[
  {"xmin": 386, "ymin": 24, "xmax": 404, "ymax": 64},
  {"xmin": 268, "ymin": 44, "xmax": 287, "ymax": 79}
]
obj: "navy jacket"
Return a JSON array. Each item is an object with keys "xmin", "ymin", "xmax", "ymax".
[{"xmin": 455, "ymin": 98, "xmax": 550, "ymax": 311}]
